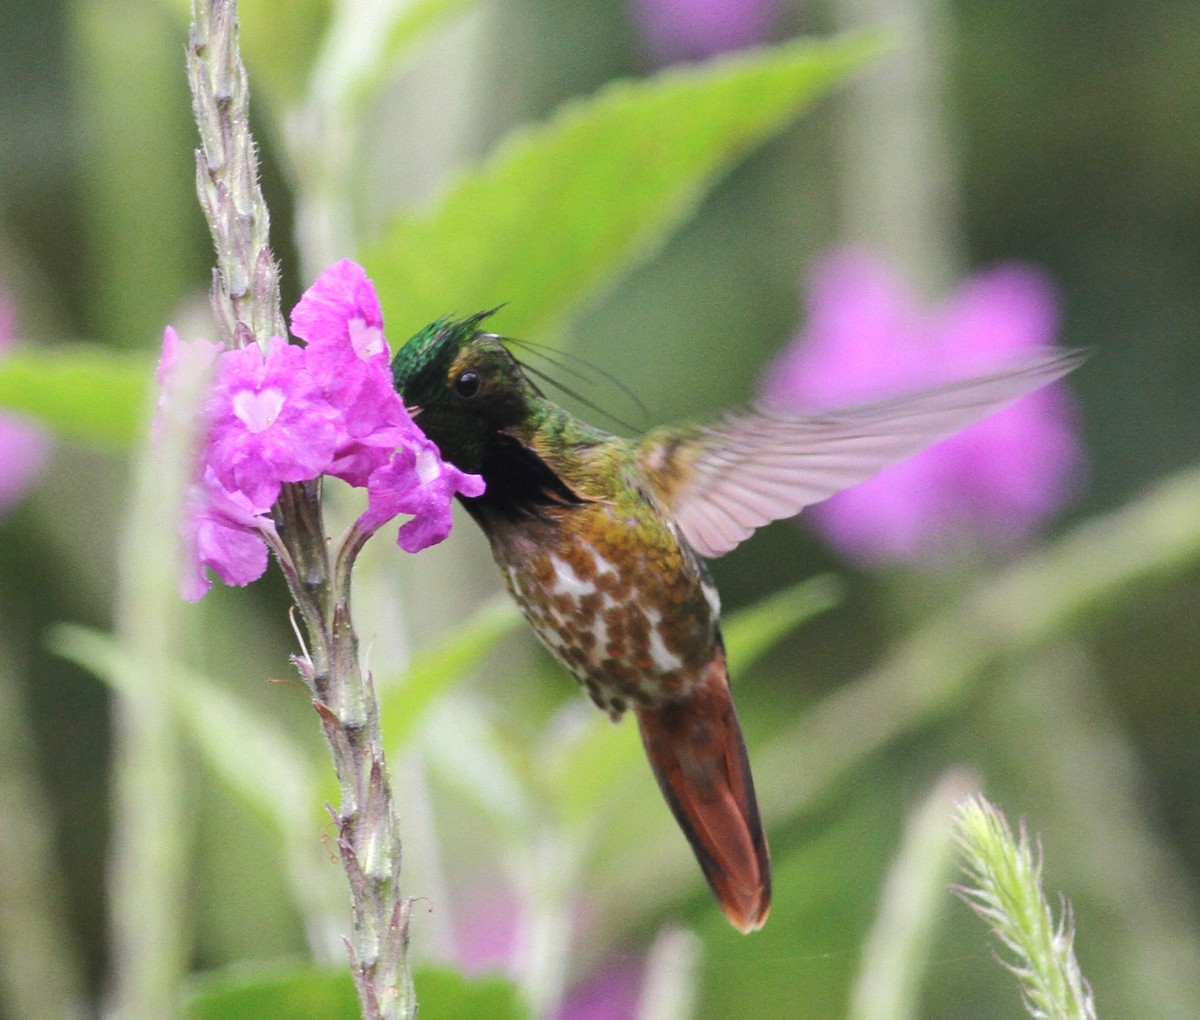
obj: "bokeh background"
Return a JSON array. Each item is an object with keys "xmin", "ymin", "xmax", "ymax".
[{"xmin": 1, "ymin": 1, "xmax": 1199, "ymax": 1018}]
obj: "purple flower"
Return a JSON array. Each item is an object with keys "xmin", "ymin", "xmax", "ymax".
[
  {"xmin": 206, "ymin": 335, "xmax": 341, "ymax": 507},
  {"xmin": 159, "ymin": 259, "xmax": 484, "ymax": 599},
  {"xmin": 762, "ymin": 250, "xmax": 1082, "ymax": 566},
  {"xmin": 181, "ymin": 467, "xmax": 274, "ymax": 601},
  {"xmin": 555, "ymin": 957, "xmax": 643, "ymax": 1020},
  {"xmin": 360, "ymin": 438, "xmax": 485, "ymax": 553},
  {"xmin": 155, "ymin": 328, "xmax": 271, "ymax": 601},
  {"xmin": 453, "ymin": 888, "xmax": 525, "ymax": 978},
  {"xmin": 153, "ymin": 326, "xmax": 222, "ymax": 441},
  {"xmin": 292, "ymin": 258, "xmax": 423, "ymax": 487},
  {"xmin": 0, "ymin": 291, "xmax": 52, "ymax": 515},
  {"xmin": 293, "ymin": 258, "xmax": 484, "ymax": 552},
  {"xmin": 630, "ymin": 0, "xmax": 782, "ymax": 64},
  {"xmin": 291, "ymin": 257, "xmax": 387, "ymax": 366}
]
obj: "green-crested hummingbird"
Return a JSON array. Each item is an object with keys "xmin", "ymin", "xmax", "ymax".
[{"xmin": 392, "ymin": 314, "xmax": 1080, "ymax": 932}]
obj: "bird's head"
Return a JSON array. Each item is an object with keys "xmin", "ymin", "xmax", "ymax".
[{"xmin": 391, "ymin": 311, "xmax": 537, "ymax": 474}]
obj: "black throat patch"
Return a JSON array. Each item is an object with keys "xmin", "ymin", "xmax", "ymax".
[{"xmin": 460, "ymin": 432, "xmax": 587, "ymax": 523}]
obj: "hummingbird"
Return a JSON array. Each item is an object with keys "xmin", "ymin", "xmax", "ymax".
[{"xmin": 391, "ymin": 313, "xmax": 1081, "ymax": 933}]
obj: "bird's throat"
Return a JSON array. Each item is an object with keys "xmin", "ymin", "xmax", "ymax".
[{"xmin": 460, "ymin": 433, "xmax": 586, "ymax": 524}]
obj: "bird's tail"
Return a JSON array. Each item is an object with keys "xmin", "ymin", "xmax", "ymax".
[{"xmin": 634, "ymin": 649, "xmax": 771, "ymax": 932}]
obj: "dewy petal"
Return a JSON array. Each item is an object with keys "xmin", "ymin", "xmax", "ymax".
[{"xmin": 761, "ymin": 248, "xmax": 1082, "ymax": 566}]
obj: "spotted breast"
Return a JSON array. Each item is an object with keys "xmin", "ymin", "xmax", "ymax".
[{"xmin": 488, "ymin": 496, "xmax": 722, "ymax": 719}]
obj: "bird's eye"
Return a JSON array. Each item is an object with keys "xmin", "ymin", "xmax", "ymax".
[{"xmin": 454, "ymin": 370, "xmax": 481, "ymax": 399}]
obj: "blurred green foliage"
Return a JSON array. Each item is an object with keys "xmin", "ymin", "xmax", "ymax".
[{"xmin": 1, "ymin": 1, "xmax": 1199, "ymax": 1019}]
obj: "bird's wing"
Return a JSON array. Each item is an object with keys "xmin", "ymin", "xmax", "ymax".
[{"xmin": 638, "ymin": 349, "xmax": 1083, "ymax": 559}]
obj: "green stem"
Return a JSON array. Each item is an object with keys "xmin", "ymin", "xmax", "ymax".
[
  {"xmin": 849, "ymin": 769, "xmax": 976, "ymax": 1020},
  {"xmin": 0, "ymin": 653, "xmax": 86, "ymax": 1020},
  {"xmin": 832, "ymin": 0, "xmax": 962, "ymax": 294},
  {"xmin": 955, "ymin": 795, "xmax": 1098, "ymax": 1020},
  {"xmin": 104, "ymin": 339, "xmax": 212, "ymax": 1018}
]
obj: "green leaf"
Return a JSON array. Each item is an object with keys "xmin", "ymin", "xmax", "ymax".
[
  {"xmin": 379, "ymin": 595, "xmax": 522, "ymax": 750},
  {"xmin": 364, "ymin": 33, "xmax": 883, "ymax": 341},
  {"xmin": 723, "ymin": 574, "xmax": 842, "ymax": 676},
  {"xmin": 380, "ymin": 0, "xmax": 478, "ymax": 65},
  {"xmin": 183, "ymin": 965, "xmax": 527, "ymax": 1020},
  {"xmin": 414, "ymin": 966, "xmax": 528, "ymax": 1020},
  {"xmin": 550, "ymin": 715, "xmax": 641, "ymax": 827},
  {"xmin": 237, "ymin": 0, "xmax": 334, "ymax": 108},
  {"xmin": 175, "ymin": 674, "xmax": 318, "ymax": 842},
  {"xmin": 0, "ymin": 348, "xmax": 152, "ymax": 450},
  {"xmin": 183, "ymin": 967, "xmax": 360, "ymax": 1020}
]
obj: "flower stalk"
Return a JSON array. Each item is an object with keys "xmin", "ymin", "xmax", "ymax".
[
  {"xmin": 186, "ymin": 2, "xmax": 414, "ymax": 1015},
  {"xmin": 954, "ymin": 795, "xmax": 1097, "ymax": 1020}
]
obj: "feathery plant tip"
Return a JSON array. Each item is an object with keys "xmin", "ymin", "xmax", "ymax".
[{"xmin": 953, "ymin": 795, "xmax": 1097, "ymax": 1020}]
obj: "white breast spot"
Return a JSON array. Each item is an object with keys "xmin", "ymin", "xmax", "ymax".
[
  {"xmin": 550, "ymin": 555, "xmax": 597, "ymax": 599},
  {"xmin": 588, "ymin": 544, "xmax": 617, "ymax": 577},
  {"xmin": 648, "ymin": 626, "xmax": 682, "ymax": 673}
]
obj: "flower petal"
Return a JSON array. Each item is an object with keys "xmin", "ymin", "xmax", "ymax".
[{"xmin": 359, "ymin": 439, "xmax": 484, "ymax": 552}]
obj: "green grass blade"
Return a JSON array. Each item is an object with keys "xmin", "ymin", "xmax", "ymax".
[
  {"xmin": 379, "ymin": 595, "xmax": 522, "ymax": 750},
  {"xmin": 723, "ymin": 574, "xmax": 842, "ymax": 676}
]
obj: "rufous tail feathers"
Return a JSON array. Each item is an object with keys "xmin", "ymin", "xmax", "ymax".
[{"xmin": 634, "ymin": 650, "xmax": 771, "ymax": 932}]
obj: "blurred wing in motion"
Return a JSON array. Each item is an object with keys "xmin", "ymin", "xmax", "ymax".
[{"xmin": 639, "ymin": 349, "xmax": 1085, "ymax": 559}]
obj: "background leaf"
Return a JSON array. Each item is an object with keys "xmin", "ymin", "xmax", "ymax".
[
  {"xmin": 49, "ymin": 625, "xmax": 317, "ymax": 850},
  {"xmin": 723, "ymin": 574, "xmax": 841, "ymax": 676},
  {"xmin": 380, "ymin": 595, "xmax": 522, "ymax": 750},
  {"xmin": 0, "ymin": 348, "xmax": 151, "ymax": 449},
  {"xmin": 413, "ymin": 966, "xmax": 528, "ymax": 1020},
  {"xmin": 364, "ymin": 34, "xmax": 882, "ymax": 340},
  {"xmin": 183, "ymin": 967, "xmax": 360, "ymax": 1020},
  {"xmin": 182, "ymin": 965, "xmax": 526, "ymax": 1020}
]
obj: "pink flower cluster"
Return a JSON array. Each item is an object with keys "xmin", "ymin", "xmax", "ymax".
[
  {"xmin": 762, "ymin": 250, "xmax": 1082, "ymax": 566},
  {"xmin": 631, "ymin": 0, "xmax": 782, "ymax": 64},
  {"xmin": 0, "ymin": 291, "xmax": 52, "ymax": 516},
  {"xmin": 158, "ymin": 260, "xmax": 484, "ymax": 600}
]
